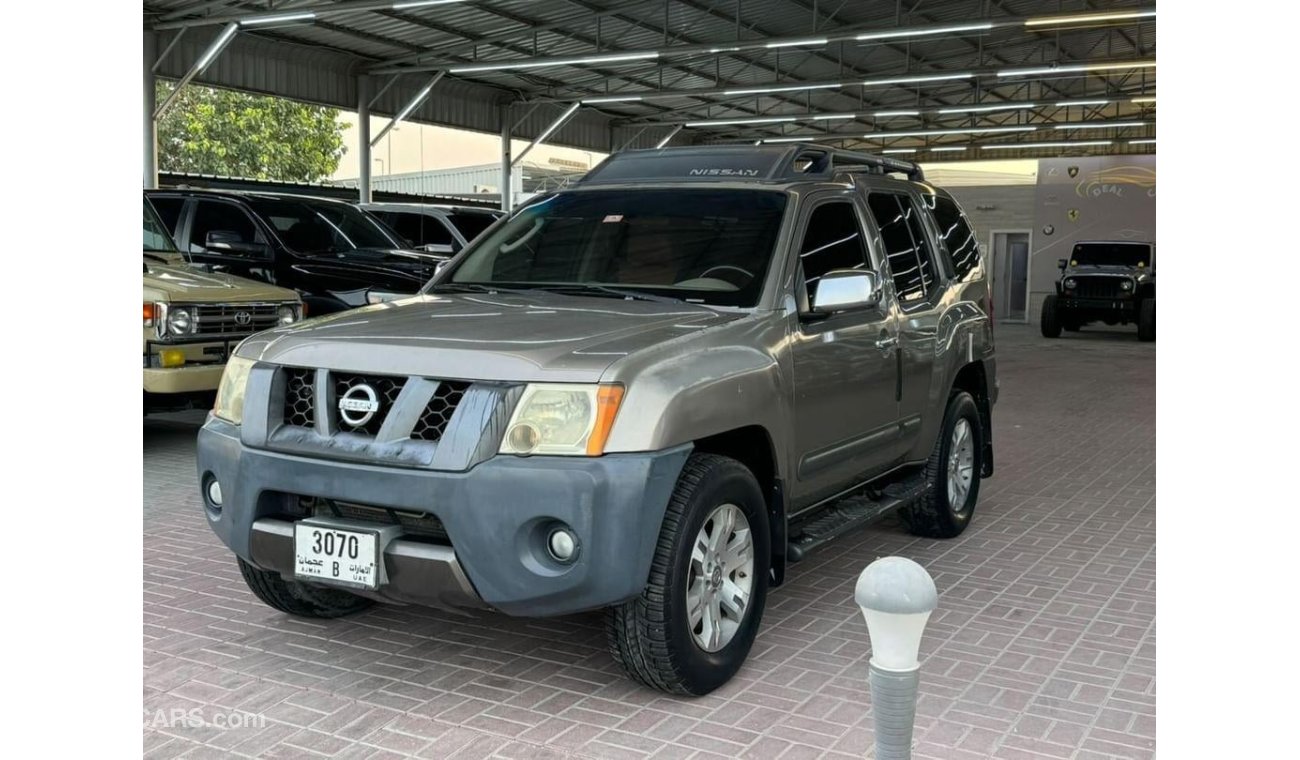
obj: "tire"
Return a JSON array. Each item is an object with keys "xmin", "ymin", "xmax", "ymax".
[
  {"xmin": 237, "ymin": 557, "xmax": 373, "ymax": 618},
  {"xmin": 1040, "ymin": 295, "xmax": 1062, "ymax": 338},
  {"xmin": 1138, "ymin": 299, "xmax": 1156, "ymax": 342},
  {"xmin": 901, "ymin": 391, "xmax": 983, "ymax": 539},
  {"xmin": 606, "ymin": 453, "xmax": 771, "ymax": 696}
]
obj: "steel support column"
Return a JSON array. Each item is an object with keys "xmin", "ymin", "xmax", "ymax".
[
  {"xmin": 500, "ymin": 104, "xmax": 513, "ymax": 213},
  {"xmin": 144, "ymin": 31, "xmax": 158, "ymax": 189},
  {"xmin": 358, "ymin": 75, "xmax": 373, "ymax": 203},
  {"xmin": 153, "ymin": 22, "xmax": 238, "ymax": 121}
]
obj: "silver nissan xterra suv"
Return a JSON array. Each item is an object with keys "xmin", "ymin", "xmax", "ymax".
[{"xmin": 198, "ymin": 144, "xmax": 997, "ymax": 695}]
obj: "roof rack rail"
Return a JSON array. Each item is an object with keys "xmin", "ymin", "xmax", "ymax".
[{"xmin": 578, "ymin": 142, "xmax": 923, "ymax": 186}]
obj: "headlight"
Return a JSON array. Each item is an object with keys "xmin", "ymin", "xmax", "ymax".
[
  {"xmin": 499, "ymin": 384, "xmax": 625, "ymax": 456},
  {"xmin": 167, "ymin": 306, "xmax": 194, "ymax": 336},
  {"xmin": 213, "ymin": 356, "xmax": 255, "ymax": 425},
  {"xmin": 277, "ymin": 304, "xmax": 302, "ymax": 325},
  {"xmin": 1063, "ymin": 278, "xmax": 1077, "ymax": 289},
  {"xmin": 1119, "ymin": 279, "xmax": 1134, "ymax": 291}
]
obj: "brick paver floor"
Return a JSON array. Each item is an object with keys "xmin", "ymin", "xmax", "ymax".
[{"xmin": 144, "ymin": 324, "xmax": 1155, "ymax": 759}]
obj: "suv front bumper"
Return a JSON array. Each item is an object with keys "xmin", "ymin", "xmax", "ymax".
[{"xmin": 197, "ymin": 417, "xmax": 691, "ymax": 616}]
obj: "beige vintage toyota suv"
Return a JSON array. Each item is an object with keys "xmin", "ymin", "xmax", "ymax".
[{"xmin": 144, "ymin": 195, "xmax": 302, "ymax": 414}]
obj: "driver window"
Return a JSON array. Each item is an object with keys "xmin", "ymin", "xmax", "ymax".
[
  {"xmin": 799, "ymin": 201, "xmax": 870, "ymax": 297},
  {"xmin": 189, "ymin": 201, "xmax": 261, "ymax": 254}
]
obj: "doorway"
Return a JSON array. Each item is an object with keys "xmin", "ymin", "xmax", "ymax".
[{"xmin": 991, "ymin": 231, "xmax": 1031, "ymax": 323}]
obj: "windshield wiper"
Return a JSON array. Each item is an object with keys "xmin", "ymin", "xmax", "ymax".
[
  {"xmin": 427, "ymin": 283, "xmax": 528, "ymax": 294},
  {"xmin": 536, "ymin": 284, "xmax": 682, "ymax": 303}
]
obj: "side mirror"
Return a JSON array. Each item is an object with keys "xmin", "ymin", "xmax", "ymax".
[
  {"xmin": 1057, "ymin": 258, "xmax": 1068, "ymax": 270},
  {"xmin": 205, "ymin": 230, "xmax": 268, "ymax": 257},
  {"xmin": 810, "ymin": 270, "xmax": 881, "ymax": 314}
]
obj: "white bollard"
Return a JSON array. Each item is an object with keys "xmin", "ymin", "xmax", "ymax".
[{"xmin": 855, "ymin": 557, "xmax": 938, "ymax": 760}]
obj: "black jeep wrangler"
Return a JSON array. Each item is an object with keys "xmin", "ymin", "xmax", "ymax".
[{"xmin": 1041, "ymin": 240, "xmax": 1155, "ymax": 341}]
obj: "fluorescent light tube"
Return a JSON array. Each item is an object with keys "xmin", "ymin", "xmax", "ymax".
[
  {"xmin": 866, "ymin": 72, "xmax": 974, "ymax": 86},
  {"xmin": 811, "ymin": 113, "xmax": 858, "ymax": 121},
  {"xmin": 581, "ymin": 95, "xmax": 643, "ymax": 104},
  {"xmin": 1056, "ymin": 99, "xmax": 1110, "ymax": 106},
  {"xmin": 999, "ymin": 61, "xmax": 1155, "ymax": 77},
  {"xmin": 982, "ymin": 140, "xmax": 1113, "ymax": 149},
  {"xmin": 1131, "ymin": 97, "xmax": 1156, "ymax": 104},
  {"xmin": 929, "ymin": 146, "xmax": 968, "ymax": 152},
  {"xmin": 874, "ymin": 111, "xmax": 921, "ymax": 117},
  {"xmin": 723, "ymin": 83, "xmax": 842, "ymax": 96},
  {"xmin": 1053, "ymin": 121, "xmax": 1147, "ymax": 130},
  {"xmin": 857, "ymin": 22, "xmax": 993, "ymax": 41},
  {"xmin": 452, "ymin": 52, "xmax": 659, "ymax": 74},
  {"xmin": 861, "ymin": 125, "xmax": 1035, "ymax": 139},
  {"xmin": 882, "ymin": 149, "xmax": 917, "ymax": 154},
  {"xmin": 240, "ymin": 11, "xmax": 316, "ymax": 26},
  {"xmin": 684, "ymin": 117, "xmax": 797, "ymax": 127},
  {"xmin": 937, "ymin": 102, "xmax": 1034, "ymax": 114},
  {"xmin": 1025, "ymin": 10, "xmax": 1156, "ymax": 27},
  {"xmin": 1128, "ymin": 139, "xmax": 1156, "ymax": 145},
  {"xmin": 766, "ymin": 38, "xmax": 829, "ymax": 48}
]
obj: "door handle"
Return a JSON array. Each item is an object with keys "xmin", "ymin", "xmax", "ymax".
[{"xmin": 875, "ymin": 335, "xmax": 898, "ymax": 351}]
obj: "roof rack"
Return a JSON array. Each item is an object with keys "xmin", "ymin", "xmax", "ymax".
[{"xmin": 579, "ymin": 143, "xmax": 924, "ymax": 186}]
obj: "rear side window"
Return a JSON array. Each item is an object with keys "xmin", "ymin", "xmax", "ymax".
[
  {"xmin": 798, "ymin": 201, "xmax": 870, "ymax": 289},
  {"xmin": 378, "ymin": 211, "xmax": 452, "ymax": 247},
  {"xmin": 448, "ymin": 212, "xmax": 498, "ymax": 242},
  {"xmin": 930, "ymin": 196, "xmax": 981, "ymax": 280},
  {"xmin": 867, "ymin": 193, "xmax": 937, "ymax": 306}
]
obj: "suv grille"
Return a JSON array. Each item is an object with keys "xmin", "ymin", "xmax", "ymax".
[
  {"xmin": 279, "ymin": 368, "xmax": 468, "ymax": 444},
  {"xmin": 333, "ymin": 373, "xmax": 404, "ymax": 436},
  {"xmin": 193, "ymin": 303, "xmax": 283, "ymax": 338},
  {"xmin": 1070, "ymin": 277, "xmax": 1127, "ymax": 299},
  {"xmin": 413, "ymin": 382, "xmax": 471, "ymax": 441},
  {"xmin": 284, "ymin": 369, "xmax": 315, "ymax": 428}
]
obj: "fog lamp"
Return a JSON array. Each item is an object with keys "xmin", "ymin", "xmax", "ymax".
[
  {"xmin": 506, "ymin": 423, "xmax": 541, "ymax": 454},
  {"xmin": 547, "ymin": 527, "xmax": 577, "ymax": 562},
  {"xmin": 206, "ymin": 479, "xmax": 223, "ymax": 507},
  {"xmin": 159, "ymin": 349, "xmax": 186, "ymax": 368},
  {"xmin": 1119, "ymin": 279, "xmax": 1134, "ymax": 291}
]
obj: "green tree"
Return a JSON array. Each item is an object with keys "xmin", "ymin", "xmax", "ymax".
[{"xmin": 156, "ymin": 83, "xmax": 349, "ymax": 182}]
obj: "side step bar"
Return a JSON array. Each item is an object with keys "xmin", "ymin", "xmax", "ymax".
[{"xmin": 786, "ymin": 474, "xmax": 929, "ymax": 562}]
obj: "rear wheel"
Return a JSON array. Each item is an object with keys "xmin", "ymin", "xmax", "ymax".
[
  {"xmin": 606, "ymin": 454, "xmax": 770, "ymax": 695},
  {"xmin": 1040, "ymin": 295, "xmax": 1062, "ymax": 338},
  {"xmin": 901, "ymin": 392, "xmax": 983, "ymax": 539},
  {"xmin": 1138, "ymin": 299, "xmax": 1156, "ymax": 342},
  {"xmin": 238, "ymin": 558, "xmax": 373, "ymax": 618}
]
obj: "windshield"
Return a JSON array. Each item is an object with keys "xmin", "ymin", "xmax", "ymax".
[
  {"xmin": 245, "ymin": 197, "xmax": 402, "ymax": 254},
  {"xmin": 448, "ymin": 211, "xmax": 499, "ymax": 242},
  {"xmin": 144, "ymin": 197, "xmax": 178, "ymax": 254},
  {"xmin": 446, "ymin": 189, "xmax": 788, "ymax": 307},
  {"xmin": 1072, "ymin": 242, "xmax": 1152, "ymax": 268}
]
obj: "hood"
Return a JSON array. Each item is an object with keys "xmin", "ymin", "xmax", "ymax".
[
  {"xmin": 143, "ymin": 259, "xmax": 299, "ymax": 303},
  {"xmin": 1064, "ymin": 264, "xmax": 1150, "ymax": 276},
  {"xmin": 238, "ymin": 291, "xmax": 745, "ymax": 382}
]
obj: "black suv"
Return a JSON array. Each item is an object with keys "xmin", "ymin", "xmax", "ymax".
[
  {"xmin": 1041, "ymin": 240, "xmax": 1155, "ymax": 341},
  {"xmin": 146, "ymin": 189, "xmax": 448, "ymax": 315}
]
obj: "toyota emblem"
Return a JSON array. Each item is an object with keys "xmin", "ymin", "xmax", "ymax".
[
  {"xmin": 233, "ymin": 310, "xmax": 253, "ymax": 326},
  {"xmin": 338, "ymin": 384, "xmax": 380, "ymax": 427}
]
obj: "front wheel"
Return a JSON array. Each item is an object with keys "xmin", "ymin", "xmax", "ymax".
[
  {"xmin": 606, "ymin": 454, "xmax": 770, "ymax": 695},
  {"xmin": 1040, "ymin": 295, "xmax": 1062, "ymax": 338}
]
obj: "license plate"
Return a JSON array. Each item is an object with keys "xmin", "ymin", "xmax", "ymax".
[{"xmin": 294, "ymin": 523, "xmax": 380, "ymax": 589}]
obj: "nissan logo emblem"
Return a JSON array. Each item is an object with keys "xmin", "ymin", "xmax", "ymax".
[
  {"xmin": 233, "ymin": 310, "xmax": 253, "ymax": 326},
  {"xmin": 338, "ymin": 384, "xmax": 380, "ymax": 427}
]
